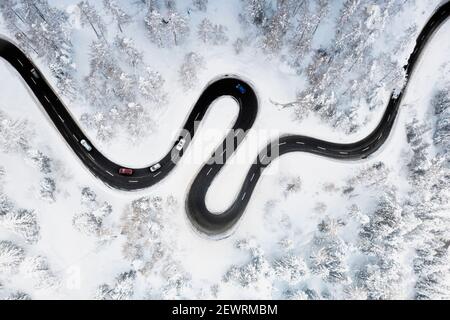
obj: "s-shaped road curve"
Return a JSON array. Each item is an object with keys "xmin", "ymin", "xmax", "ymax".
[{"xmin": 0, "ymin": 2, "xmax": 449, "ymax": 238}]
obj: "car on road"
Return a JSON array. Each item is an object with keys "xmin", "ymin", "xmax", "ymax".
[
  {"xmin": 119, "ymin": 168, "xmax": 134, "ymax": 176},
  {"xmin": 80, "ymin": 139, "xmax": 92, "ymax": 152},
  {"xmin": 175, "ymin": 138, "xmax": 186, "ymax": 151},
  {"xmin": 236, "ymin": 83, "xmax": 246, "ymax": 94},
  {"xmin": 31, "ymin": 68, "xmax": 39, "ymax": 78},
  {"xmin": 150, "ymin": 163, "xmax": 161, "ymax": 172}
]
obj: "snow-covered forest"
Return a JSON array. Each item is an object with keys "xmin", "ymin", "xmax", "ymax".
[{"xmin": 0, "ymin": 0, "xmax": 449, "ymax": 299}]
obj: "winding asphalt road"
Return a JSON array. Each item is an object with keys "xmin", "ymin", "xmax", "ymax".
[{"xmin": 0, "ymin": 2, "xmax": 449, "ymax": 237}]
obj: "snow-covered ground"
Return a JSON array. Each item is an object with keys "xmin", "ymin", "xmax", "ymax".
[{"xmin": 0, "ymin": 0, "xmax": 449, "ymax": 300}]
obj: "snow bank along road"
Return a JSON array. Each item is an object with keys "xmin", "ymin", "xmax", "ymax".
[{"xmin": 0, "ymin": 2, "xmax": 449, "ymax": 237}]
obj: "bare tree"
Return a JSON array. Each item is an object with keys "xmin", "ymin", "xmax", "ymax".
[
  {"xmin": 78, "ymin": 1, "xmax": 107, "ymax": 41},
  {"xmin": 197, "ymin": 18, "xmax": 228, "ymax": 45},
  {"xmin": 103, "ymin": 0, "xmax": 132, "ymax": 33},
  {"xmin": 179, "ymin": 52, "xmax": 205, "ymax": 91}
]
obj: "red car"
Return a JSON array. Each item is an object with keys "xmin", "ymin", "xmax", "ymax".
[{"xmin": 118, "ymin": 168, "xmax": 133, "ymax": 176}]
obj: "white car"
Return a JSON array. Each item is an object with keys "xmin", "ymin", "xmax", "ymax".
[
  {"xmin": 150, "ymin": 163, "xmax": 161, "ymax": 172},
  {"xmin": 80, "ymin": 139, "xmax": 92, "ymax": 152},
  {"xmin": 175, "ymin": 138, "xmax": 186, "ymax": 151}
]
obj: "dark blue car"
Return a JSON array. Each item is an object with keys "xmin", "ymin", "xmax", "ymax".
[{"xmin": 236, "ymin": 83, "xmax": 246, "ymax": 94}]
